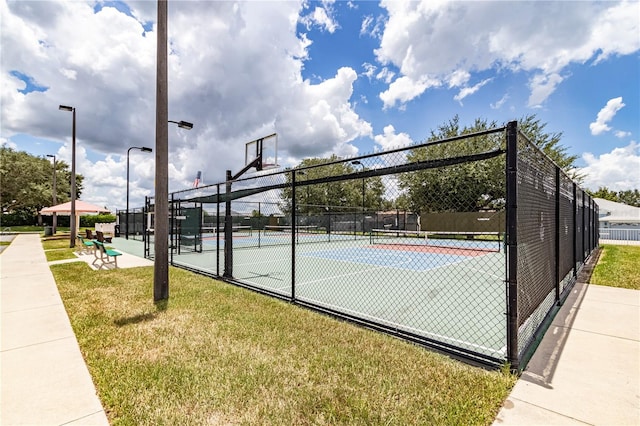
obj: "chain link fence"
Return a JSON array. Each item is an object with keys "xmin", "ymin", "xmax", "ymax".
[{"xmin": 143, "ymin": 121, "xmax": 598, "ymax": 369}]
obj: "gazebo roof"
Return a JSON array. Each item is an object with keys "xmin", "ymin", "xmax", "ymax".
[{"xmin": 40, "ymin": 200, "xmax": 111, "ymax": 216}]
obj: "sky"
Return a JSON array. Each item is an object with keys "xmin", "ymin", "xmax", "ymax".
[{"xmin": 1, "ymin": 0, "xmax": 639, "ymax": 212}]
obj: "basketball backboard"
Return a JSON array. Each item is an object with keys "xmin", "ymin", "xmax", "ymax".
[{"xmin": 245, "ymin": 133, "xmax": 278, "ymax": 171}]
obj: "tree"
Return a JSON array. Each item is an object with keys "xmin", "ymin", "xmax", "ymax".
[
  {"xmin": 280, "ymin": 155, "xmax": 386, "ymax": 215},
  {"xmin": 618, "ymin": 189, "xmax": 640, "ymax": 207},
  {"xmin": 397, "ymin": 114, "xmax": 580, "ymax": 214},
  {"xmin": 590, "ymin": 187, "xmax": 640, "ymax": 207},
  {"xmin": 0, "ymin": 147, "xmax": 84, "ymax": 222},
  {"xmin": 590, "ymin": 187, "xmax": 620, "ymax": 202}
]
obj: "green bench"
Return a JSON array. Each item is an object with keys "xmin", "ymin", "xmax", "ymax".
[
  {"xmin": 77, "ymin": 236, "xmax": 95, "ymax": 255},
  {"xmin": 92, "ymin": 240, "xmax": 122, "ymax": 269}
]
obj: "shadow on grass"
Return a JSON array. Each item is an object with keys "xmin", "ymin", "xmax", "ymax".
[
  {"xmin": 114, "ymin": 301, "xmax": 169, "ymax": 326},
  {"xmin": 114, "ymin": 312, "xmax": 157, "ymax": 327}
]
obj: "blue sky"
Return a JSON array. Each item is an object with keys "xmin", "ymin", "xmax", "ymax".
[{"xmin": 1, "ymin": 0, "xmax": 639, "ymax": 211}]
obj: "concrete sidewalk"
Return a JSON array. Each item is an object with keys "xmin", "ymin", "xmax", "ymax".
[
  {"xmin": 0, "ymin": 234, "xmax": 149, "ymax": 425},
  {"xmin": 494, "ymin": 281, "xmax": 640, "ymax": 425}
]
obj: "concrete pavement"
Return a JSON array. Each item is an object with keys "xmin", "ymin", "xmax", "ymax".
[
  {"xmin": 1, "ymin": 234, "xmax": 150, "ymax": 425},
  {"xmin": 494, "ymin": 281, "xmax": 640, "ymax": 425}
]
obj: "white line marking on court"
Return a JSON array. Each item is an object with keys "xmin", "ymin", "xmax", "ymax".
[{"xmin": 297, "ymin": 256, "xmax": 414, "ymax": 287}]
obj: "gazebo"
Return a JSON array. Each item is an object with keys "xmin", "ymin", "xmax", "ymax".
[{"xmin": 40, "ymin": 200, "xmax": 111, "ymax": 234}]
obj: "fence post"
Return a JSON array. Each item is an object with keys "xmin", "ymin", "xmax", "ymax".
[
  {"xmin": 171, "ymin": 194, "xmax": 175, "ymax": 263},
  {"xmin": 224, "ymin": 170, "xmax": 233, "ymax": 278},
  {"xmin": 216, "ymin": 184, "xmax": 221, "ymax": 276},
  {"xmin": 144, "ymin": 196, "xmax": 149, "ymax": 258},
  {"xmin": 573, "ymin": 183, "xmax": 577, "ymax": 277},
  {"xmin": 506, "ymin": 120, "xmax": 519, "ymax": 370},
  {"xmin": 555, "ymin": 167, "xmax": 561, "ymax": 303},
  {"xmin": 291, "ymin": 171, "xmax": 296, "ymax": 301}
]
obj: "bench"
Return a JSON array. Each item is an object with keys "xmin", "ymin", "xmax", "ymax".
[
  {"xmin": 77, "ymin": 236, "xmax": 95, "ymax": 255},
  {"xmin": 96, "ymin": 230, "xmax": 112, "ymax": 243},
  {"xmin": 92, "ymin": 240, "xmax": 122, "ymax": 269}
]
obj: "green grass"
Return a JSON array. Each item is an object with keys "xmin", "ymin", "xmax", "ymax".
[
  {"xmin": 590, "ymin": 244, "xmax": 640, "ymax": 290},
  {"xmin": 51, "ymin": 263, "xmax": 516, "ymax": 425},
  {"xmin": 42, "ymin": 238, "xmax": 78, "ymax": 261}
]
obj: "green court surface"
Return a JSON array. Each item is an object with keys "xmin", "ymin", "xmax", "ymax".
[{"xmin": 168, "ymin": 233, "xmax": 508, "ymax": 360}]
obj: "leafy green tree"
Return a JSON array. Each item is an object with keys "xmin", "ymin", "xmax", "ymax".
[
  {"xmin": 0, "ymin": 147, "xmax": 84, "ymax": 221},
  {"xmin": 280, "ymin": 155, "xmax": 385, "ymax": 215},
  {"xmin": 617, "ymin": 189, "xmax": 640, "ymax": 207},
  {"xmin": 397, "ymin": 114, "xmax": 580, "ymax": 214},
  {"xmin": 591, "ymin": 187, "xmax": 640, "ymax": 207},
  {"xmin": 590, "ymin": 187, "xmax": 620, "ymax": 202}
]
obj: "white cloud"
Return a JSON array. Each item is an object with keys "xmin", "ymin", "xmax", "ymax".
[
  {"xmin": 362, "ymin": 62, "xmax": 376, "ymax": 80},
  {"xmin": 447, "ymin": 70, "xmax": 470, "ymax": 88},
  {"xmin": 615, "ymin": 130, "xmax": 632, "ymax": 138},
  {"xmin": 300, "ymin": 2, "xmax": 338, "ymax": 33},
  {"xmin": 374, "ymin": 124, "xmax": 413, "ymax": 152},
  {"xmin": 0, "ymin": 0, "xmax": 372, "ymax": 209},
  {"xmin": 590, "ymin": 97, "xmax": 625, "ymax": 135},
  {"xmin": 580, "ymin": 142, "xmax": 640, "ymax": 191},
  {"xmin": 527, "ymin": 73, "xmax": 564, "ymax": 108},
  {"xmin": 0, "ymin": 137, "xmax": 17, "ymax": 150},
  {"xmin": 376, "ymin": 67, "xmax": 395, "ymax": 84},
  {"xmin": 490, "ymin": 94, "xmax": 509, "ymax": 110},
  {"xmin": 360, "ymin": 13, "xmax": 385, "ymax": 39},
  {"xmin": 379, "ymin": 75, "xmax": 440, "ymax": 109},
  {"xmin": 453, "ymin": 78, "xmax": 492, "ymax": 105},
  {"xmin": 374, "ymin": 0, "xmax": 640, "ymax": 108}
]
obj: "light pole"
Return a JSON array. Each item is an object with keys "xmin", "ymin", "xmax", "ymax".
[
  {"xmin": 126, "ymin": 147, "xmax": 153, "ymax": 239},
  {"xmin": 46, "ymin": 155, "xmax": 57, "ymax": 234},
  {"xmin": 59, "ymin": 105, "xmax": 76, "ymax": 248},
  {"xmin": 352, "ymin": 160, "xmax": 365, "ymax": 233}
]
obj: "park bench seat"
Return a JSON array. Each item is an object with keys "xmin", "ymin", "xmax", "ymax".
[
  {"xmin": 77, "ymin": 236, "xmax": 95, "ymax": 255},
  {"xmin": 96, "ymin": 230, "xmax": 112, "ymax": 243},
  {"xmin": 92, "ymin": 240, "xmax": 122, "ymax": 270}
]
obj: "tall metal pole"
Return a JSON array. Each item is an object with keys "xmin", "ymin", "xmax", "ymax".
[
  {"xmin": 71, "ymin": 108, "xmax": 76, "ymax": 247},
  {"xmin": 154, "ymin": 0, "xmax": 169, "ymax": 301},
  {"xmin": 505, "ymin": 120, "xmax": 519, "ymax": 370},
  {"xmin": 126, "ymin": 148, "xmax": 131, "ymax": 240},
  {"xmin": 46, "ymin": 155, "xmax": 57, "ymax": 234},
  {"xmin": 59, "ymin": 105, "xmax": 76, "ymax": 247}
]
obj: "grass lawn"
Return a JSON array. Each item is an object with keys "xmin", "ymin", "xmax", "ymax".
[
  {"xmin": 51, "ymin": 263, "xmax": 516, "ymax": 425},
  {"xmin": 590, "ymin": 244, "xmax": 640, "ymax": 290},
  {"xmin": 42, "ymin": 238, "xmax": 78, "ymax": 261}
]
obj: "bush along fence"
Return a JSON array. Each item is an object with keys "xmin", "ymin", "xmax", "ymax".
[{"xmin": 142, "ymin": 121, "xmax": 598, "ymax": 370}]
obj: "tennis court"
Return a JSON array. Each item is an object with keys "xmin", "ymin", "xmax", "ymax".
[
  {"xmin": 148, "ymin": 122, "xmax": 599, "ymax": 369},
  {"xmin": 173, "ymin": 230, "xmax": 507, "ymax": 359}
]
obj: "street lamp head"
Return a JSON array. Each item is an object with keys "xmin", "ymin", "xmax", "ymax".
[
  {"xmin": 46, "ymin": 154, "xmax": 55, "ymax": 159},
  {"xmin": 351, "ymin": 160, "xmax": 362, "ymax": 166},
  {"xmin": 141, "ymin": 147, "xmax": 153, "ymax": 152},
  {"xmin": 177, "ymin": 120, "xmax": 193, "ymax": 130},
  {"xmin": 58, "ymin": 105, "xmax": 74, "ymax": 112}
]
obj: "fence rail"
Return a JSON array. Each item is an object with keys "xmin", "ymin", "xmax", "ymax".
[
  {"xmin": 599, "ymin": 228, "xmax": 640, "ymax": 242},
  {"xmin": 143, "ymin": 120, "xmax": 598, "ymax": 370}
]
